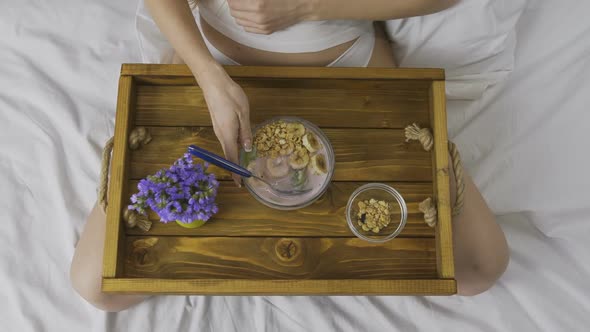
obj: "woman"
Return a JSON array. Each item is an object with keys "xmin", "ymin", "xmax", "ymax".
[{"xmin": 71, "ymin": 0, "xmax": 508, "ymax": 311}]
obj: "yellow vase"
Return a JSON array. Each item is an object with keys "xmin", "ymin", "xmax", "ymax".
[{"xmin": 175, "ymin": 219, "xmax": 206, "ymax": 229}]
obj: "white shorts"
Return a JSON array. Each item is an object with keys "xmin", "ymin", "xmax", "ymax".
[{"xmin": 136, "ymin": 1, "xmax": 374, "ymax": 67}]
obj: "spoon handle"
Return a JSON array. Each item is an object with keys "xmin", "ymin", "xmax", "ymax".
[{"xmin": 188, "ymin": 145, "xmax": 252, "ymax": 178}]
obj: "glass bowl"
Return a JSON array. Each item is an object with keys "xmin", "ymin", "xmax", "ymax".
[
  {"xmin": 346, "ymin": 183, "xmax": 408, "ymax": 243},
  {"xmin": 239, "ymin": 116, "xmax": 335, "ymax": 210}
]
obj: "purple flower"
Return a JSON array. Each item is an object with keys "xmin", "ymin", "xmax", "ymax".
[{"xmin": 128, "ymin": 153, "xmax": 219, "ymax": 223}]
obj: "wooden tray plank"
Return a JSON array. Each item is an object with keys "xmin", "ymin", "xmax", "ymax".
[
  {"xmin": 103, "ymin": 75, "xmax": 135, "ymax": 278},
  {"xmin": 122, "ymin": 64, "xmax": 445, "ymax": 80},
  {"xmin": 239, "ymin": 77, "xmax": 432, "ymax": 91},
  {"xmin": 128, "ymin": 127, "xmax": 432, "ymax": 181},
  {"xmin": 126, "ymin": 181, "xmax": 434, "ymax": 237},
  {"xmin": 124, "ymin": 236, "xmax": 437, "ymax": 280},
  {"xmin": 429, "ymin": 81, "xmax": 455, "ymax": 279},
  {"xmin": 103, "ymin": 278, "xmax": 456, "ymax": 295},
  {"xmin": 134, "ymin": 84, "xmax": 430, "ymax": 128},
  {"xmin": 136, "ymin": 78, "xmax": 433, "ymax": 94}
]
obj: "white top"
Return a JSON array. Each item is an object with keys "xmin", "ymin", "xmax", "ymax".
[{"xmin": 198, "ymin": 0, "xmax": 372, "ymax": 53}]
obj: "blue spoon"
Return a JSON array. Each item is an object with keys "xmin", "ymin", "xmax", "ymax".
[{"xmin": 188, "ymin": 145, "xmax": 310, "ymax": 196}]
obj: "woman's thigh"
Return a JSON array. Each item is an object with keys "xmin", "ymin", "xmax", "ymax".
[{"xmin": 367, "ymin": 22, "xmax": 397, "ymax": 68}]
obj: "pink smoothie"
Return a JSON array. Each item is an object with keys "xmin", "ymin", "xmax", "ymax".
[{"xmin": 244, "ymin": 120, "xmax": 333, "ymax": 208}]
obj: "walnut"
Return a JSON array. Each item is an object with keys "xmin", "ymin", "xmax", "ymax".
[
  {"xmin": 254, "ymin": 121, "xmax": 308, "ymax": 158},
  {"xmin": 356, "ymin": 199, "xmax": 392, "ymax": 234}
]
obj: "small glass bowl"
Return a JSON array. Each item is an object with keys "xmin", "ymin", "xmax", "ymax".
[
  {"xmin": 240, "ymin": 116, "xmax": 335, "ymax": 210},
  {"xmin": 346, "ymin": 183, "xmax": 408, "ymax": 243}
]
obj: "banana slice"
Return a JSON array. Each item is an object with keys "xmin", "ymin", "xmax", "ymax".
[
  {"xmin": 288, "ymin": 147, "xmax": 310, "ymax": 170},
  {"xmin": 310, "ymin": 154, "xmax": 328, "ymax": 174},
  {"xmin": 279, "ymin": 142, "xmax": 295, "ymax": 156},
  {"xmin": 291, "ymin": 169, "xmax": 308, "ymax": 188},
  {"xmin": 246, "ymin": 161, "xmax": 264, "ymax": 186},
  {"xmin": 266, "ymin": 157, "xmax": 289, "ymax": 178},
  {"xmin": 286, "ymin": 122, "xmax": 305, "ymax": 138},
  {"xmin": 246, "ymin": 161, "xmax": 258, "ymax": 174},
  {"xmin": 302, "ymin": 133, "xmax": 320, "ymax": 153}
]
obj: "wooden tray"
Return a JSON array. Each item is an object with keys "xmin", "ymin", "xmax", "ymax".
[{"xmin": 102, "ymin": 64, "xmax": 455, "ymax": 295}]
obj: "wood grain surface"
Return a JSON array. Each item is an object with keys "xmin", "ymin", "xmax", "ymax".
[
  {"xmin": 102, "ymin": 75, "xmax": 134, "ymax": 278},
  {"xmin": 102, "ymin": 278, "xmax": 456, "ymax": 295},
  {"xmin": 126, "ymin": 181, "xmax": 434, "ymax": 237},
  {"xmin": 102, "ymin": 65, "xmax": 455, "ymax": 295},
  {"xmin": 122, "ymin": 64, "xmax": 445, "ymax": 80},
  {"xmin": 128, "ymin": 126, "xmax": 432, "ymax": 182},
  {"xmin": 134, "ymin": 83, "xmax": 431, "ymax": 128},
  {"xmin": 429, "ymin": 81, "xmax": 455, "ymax": 279},
  {"xmin": 124, "ymin": 236, "xmax": 437, "ymax": 279}
]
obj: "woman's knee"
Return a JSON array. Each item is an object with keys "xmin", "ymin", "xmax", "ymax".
[
  {"xmin": 70, "ymin": 263, "xmax": 106, "ymax": 310},
  {"xmin": 70, "ymin": 263, "xmax": 142, "ymax": 312},
  {"xmin": 89, "ymin": 295, "xmax": 147, "ymax": 312},
  {"xmin": 456, "ymin": 252, "xmax": 509, "ymax": 296}
]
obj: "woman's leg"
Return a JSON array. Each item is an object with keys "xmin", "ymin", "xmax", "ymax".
[
  {"xmin": 371, "ymin": 19, "xmax": 508, "ymax": 292},
  {"xmin": 449, "ymin": 157, "xmax": 510, "ymax": 296},
  {"xmin": 70, "ymin": 203, "xmax": 148, "ymax": 311}
]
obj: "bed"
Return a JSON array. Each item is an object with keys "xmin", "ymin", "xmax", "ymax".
[{"xmin": 1, "ymin": 0, "xmax": 589, "ymax": 330}]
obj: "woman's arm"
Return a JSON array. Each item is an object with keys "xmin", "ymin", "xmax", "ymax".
[
  {"xmin": 310, "ymin": 0, "xmax": 459, "ymax": 21},
  {"xmin": 145, "ymin": 0, "xmax": 216, "ymax": 78},
  {"xmin": 228, "ymin": 0, "xmax": 458, "ymax": 34},
  {"xmin": 145, "ymin": 0, "xmax": 253, "ymax": 185}
]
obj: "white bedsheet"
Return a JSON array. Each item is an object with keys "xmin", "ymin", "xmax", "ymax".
[{"xmin": 1, "ymin": 0, "xmax": 589, "ymax": 331}]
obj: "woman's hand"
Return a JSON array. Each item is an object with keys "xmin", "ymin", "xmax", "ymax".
[
  {"xmin": 227, "ymin": 0, "xmax": 313, "ymax": 34},
  {"xmin": 197, "ymin": 66, "xmax": 253, "ymax": 186}
]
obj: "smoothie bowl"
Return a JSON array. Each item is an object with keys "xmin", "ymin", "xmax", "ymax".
[{"xmin": 240, "ymin": 117, "xmax": 335, "ymax": 210}]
